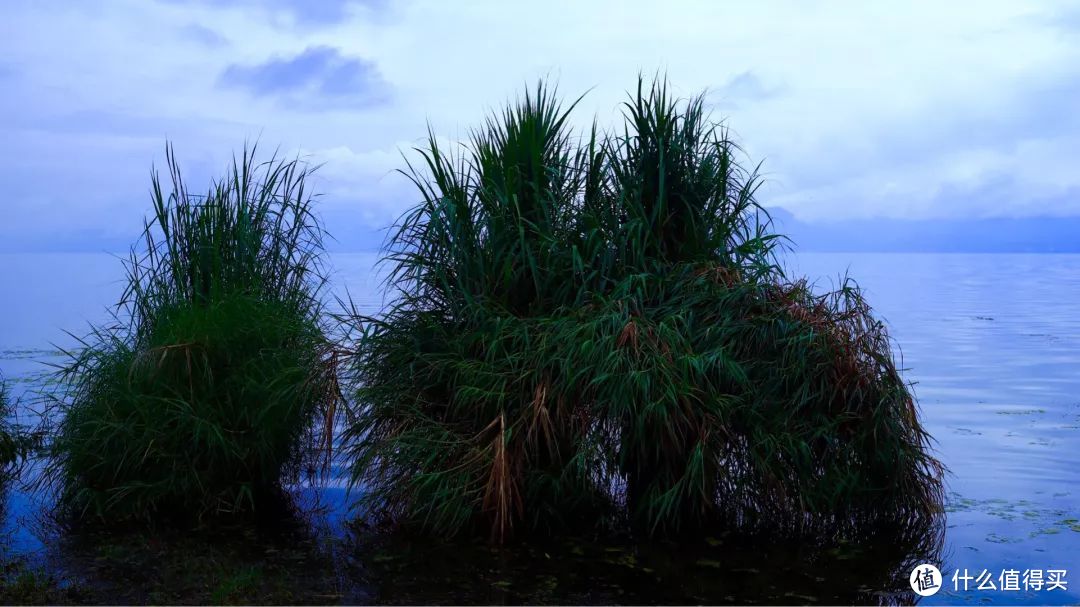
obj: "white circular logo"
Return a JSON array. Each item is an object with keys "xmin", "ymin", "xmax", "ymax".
[{"xmin": 910, "ymin": 563, "xmax": 943, "ymax": 597}]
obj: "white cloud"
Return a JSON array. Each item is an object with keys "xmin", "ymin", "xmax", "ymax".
[{"xmin": 1, "ymin": 0, "xmax": 1079, "ymax": 250}]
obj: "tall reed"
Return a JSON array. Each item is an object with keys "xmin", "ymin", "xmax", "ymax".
[
  {"xmin": 345, "ymin": 84, "xmax": 611, "ymax": 541},
  {"xmin": 43, "ymin": 144, "xmax": 340, "ymax": 523},
  {"xmin": 346, "ymin": 76, "xmax": 943, "ymax": 542},
  {"xmin": 1, "ymin": 377, "xmax": 36, "ymax": 481}
]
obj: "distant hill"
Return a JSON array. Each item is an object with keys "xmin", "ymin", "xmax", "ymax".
[
  {"xmin": 3, "ymin": 207, "xmax": 1077, "ymax": 254},
  {"xmin": 0, "ymin": 211, "xmax": 390, "ymax": 255},
  {"xmin": 764, "ymin": 207, "xmax": 1080, "ymax": 253}
]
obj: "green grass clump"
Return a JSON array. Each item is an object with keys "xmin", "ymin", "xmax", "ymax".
[
  {"xmin": 0, "ymin": 377, "xmax": 36, "ymax": 481},
  {"xmin": 345, "ymin": 77, "xmax": 944, "ymax": 542},
  {"xmin": 43, "ymin": 144, "xmax": 340, "ymax": 523},
  {"xmin": 0, "ymin": 557, "xmax": 88, "ymax": 605},
  {"xmin": 0, "ymin": 379, "xmax": 16, "ymax": 475}
]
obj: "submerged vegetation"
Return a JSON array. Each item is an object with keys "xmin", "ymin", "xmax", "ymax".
[
  {"xmin": 344, "ymin": 78, "xmax": 944, "ymax": 542},
  {"xmin": 41, "ymin": 145, "xmax": 340, "ymax": 524}
]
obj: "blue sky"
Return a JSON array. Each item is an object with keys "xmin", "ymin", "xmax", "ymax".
[{"xmin": 2, "ymin": 0, "xmax": 1079, "ymax": 251}]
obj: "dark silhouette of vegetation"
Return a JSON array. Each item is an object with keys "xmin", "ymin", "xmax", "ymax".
[
  {"xmin": 344, "ymin": 77, "xmax": 944, "ymax": 542},
  {"xmin": 0, "ymin": 377, "xmax": 37, "ymax": 481},
  {"xmin": 41, "ymin": 145, "xmax": 341, "ymax": 524}
]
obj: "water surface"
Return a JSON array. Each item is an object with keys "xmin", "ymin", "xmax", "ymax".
[{"xmin": 2, "ymin": 251, "xmax": 1078, "ymax": 604}]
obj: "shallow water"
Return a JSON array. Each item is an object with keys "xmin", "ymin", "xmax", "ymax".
[
  {"xmin": 785, "ymin": 253, "xmax": 1080, "ymax": 605},
  {"xmin": 2, "ymin": 251, "xmax": 1079, "ymax": 604}
]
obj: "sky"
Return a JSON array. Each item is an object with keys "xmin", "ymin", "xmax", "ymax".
[{"xmin": 2, "ymin": 0, "xmax": 1079, "ymax": 252}]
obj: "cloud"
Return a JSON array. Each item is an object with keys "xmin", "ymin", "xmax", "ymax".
[
  {"xmin": 1025, "ymin": 3, "xmax": 1080, "ymax": 33},
  {"xmin": 160, "ymin": 0, "xmax": 384, "ymax": 27},
  {"xmin": 219, "ymin": 46, "xmax": 391, "ymax": 110},
  {"xmin": 768, "ymin": 68, "xmax": 1080, "ymax": 221},
  {"xmin": 706, "ymin": 71, "xmax": 783, "ymax": 108},
  {"xmin": 178, "ymin": 23, "xmax": 228, "ymax": 47},
  {"xmin": 3, "ymin": 0, "xmax": 1080, "ymax": 252}
]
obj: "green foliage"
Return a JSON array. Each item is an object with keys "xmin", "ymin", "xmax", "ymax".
[
  {"xmin": 44, "ymin": 144, "xmax": 340, "ymax": 523},
  {"xmin": 0, "ymin": 379, "xmax": 16, "ymax": 474},
  {"xmin": 0, "ymin": 557, "xmax": 88, "ymax": 605},
  {"xmin": 0, "ymin": 377, "xmax": 37, "ymax": 481},
  {"xmin": 346, "ymin": 76, "xmax": 944, "ymax": 542}
]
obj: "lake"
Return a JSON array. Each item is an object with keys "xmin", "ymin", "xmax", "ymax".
[{"xmin": 2, "ymin": 251, "xmax": 1078, "ymax": 604}]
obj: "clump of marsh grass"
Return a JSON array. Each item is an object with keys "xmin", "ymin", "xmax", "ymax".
[
  {"xmin": 1, "ymin": 377, "xmax": 38, "ymax": 482},
  {"xmin": 42, "ymin": 144, "xmax": 341, "ymax": 524},
  {"xmin": 345, "ymin": 84, "xmax": 611, "ymax": 541},
  {"xmin": 0, "ymin": 378, "xmax": 16, "ymax": 475},
  {"xmin": 345, "ymin": 77, "xmax": 944, "ymax": 543}
]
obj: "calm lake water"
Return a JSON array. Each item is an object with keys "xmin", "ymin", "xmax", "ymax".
[{"xmin": 1, "ymin": 251, "xmax": 1079, "ymax": 604}]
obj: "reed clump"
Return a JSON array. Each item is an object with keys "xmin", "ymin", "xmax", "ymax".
[
  {"xmin": 44, "ymin": 145, "xmax": 340, "ymax": 524},
  {"xmin": 345, "ymin": 78, "xmax": 944, "ymax": 542},
  {"xmin": 1, "ymin": 378, "xmax": 37, "ymax": 481}
]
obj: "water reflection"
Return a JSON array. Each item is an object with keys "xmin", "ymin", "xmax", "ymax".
[
  {"xmin": 342, "ymin": 515, "xmax": 945, "ymax": 605},
  {"xmin": 4, "ymin": 491, "xmax": 944, "ymax": 605}
]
